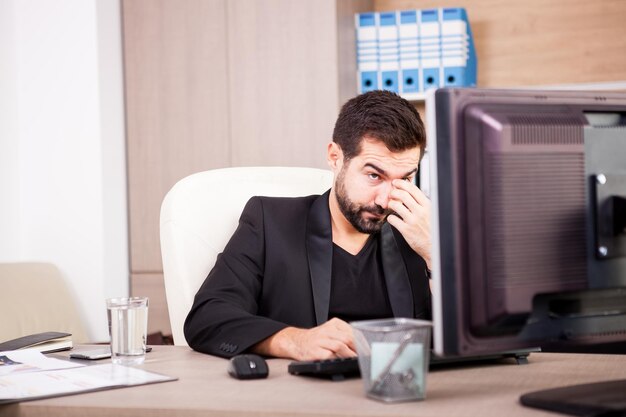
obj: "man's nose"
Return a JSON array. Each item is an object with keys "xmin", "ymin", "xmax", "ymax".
[{"xmin": 374, "ymin": 183, "xmax": 392, "ymax": 209}]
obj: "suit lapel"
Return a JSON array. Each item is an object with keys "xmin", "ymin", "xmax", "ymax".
[
  {"xmin": 381, "ymin": 223, "xmax": 414, "ymax": 318},
  {"xmin": 306, "ymin": 192, "xmax": 414, "ymax": 323},
  {"xmin": 306, "ymin": 191, "xmax": 333, "ymax": 325}
]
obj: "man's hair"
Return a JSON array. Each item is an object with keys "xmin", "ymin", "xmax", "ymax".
[{"xmin": 332, "ymin": 90, "xmax": 426, "ymax": 161}]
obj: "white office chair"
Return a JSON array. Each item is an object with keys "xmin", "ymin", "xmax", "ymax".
[{"xmin": 160, "ymin": 166, "xmax": 334, "ymax": 346}]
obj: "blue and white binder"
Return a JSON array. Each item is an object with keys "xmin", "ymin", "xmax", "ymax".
[
  {"xmin": 441, "ymin": 7, "xmax": 476, "ymax": 88},
  {"xmin": 419, "ymin": 9, "xmax": 441, "ymax": 92},
  {"xmin": 356, "ymin": 13, "xmax": 378, "ymax": 93},
  {"xmin": 355, "ymin": 7, "xmax": 477, "ymax": 98},
  {"xmin": 378, "ymin": 11, "xmax": 400, "ymax": 93},
  {"xmin": 398, "ymin": 10, "xmax": 420, "ymax": 96}
]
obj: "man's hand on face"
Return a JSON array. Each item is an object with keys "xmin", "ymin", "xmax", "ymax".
[
  {"xmin": 252, "ymin": 318, "xmax": 357, "ymax": 361},
  {"xmin": 386, "ymin": 179, "xmax": 432, "ymax": 269}
]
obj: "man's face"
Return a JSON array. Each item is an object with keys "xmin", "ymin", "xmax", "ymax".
[{"xmin": 334, "ymin": 137, "xmax": 421, "ymax": 234}]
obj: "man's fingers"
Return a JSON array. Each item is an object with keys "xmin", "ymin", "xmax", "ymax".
[
  {"xmin": 392, "ymin": 179, "xmax": 430, "ymax": 207},
  {"xmin": 389, "ymin": 188, "xmax": 419, "ymax": 212},
  {"xmin": 319, "ymin": 338, "xmax": 357, "ymax": 358},
  {"xmin": 313, "ymin": 319, "xmax": 357, "ymax": 358},
  {"xmin": 388, "ymin": 198, "xmax": 412, "ymax": 221},
  {"xmin": 312, "ymin": 347, "xmax": 337, "ymax": 360},
  {"xmin": 324, "ymin": 320, "xmax": 355, "ymax": 347},
  {"xmin": 386, "ymin": 214, "xmax": 407, "ymax": 234},
  {"xmin": 335, "ymin": 344, "xmax": 358, "ymax": 358}
]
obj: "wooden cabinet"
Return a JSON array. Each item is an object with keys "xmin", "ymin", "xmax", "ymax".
[
  {"xmin": 228, "ymin": 1, "xmax": 338, "ymax": 168},
  {"xmin": 121, "ymin": 0, "xmax": 373, "ymax": 336},
  {"xmin": 123, "ymin": 0, "xmax": 231, "ymax": 277}
]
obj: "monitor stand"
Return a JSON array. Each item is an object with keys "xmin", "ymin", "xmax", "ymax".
[
  {"xmin": 429, "ymin": 348, "xmax": 538, "ymax": 369},
  {"xmin": 520, "ymin": 379, "xmax": 626, "ymax": 416}
]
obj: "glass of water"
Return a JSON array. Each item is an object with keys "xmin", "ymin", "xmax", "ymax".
[{"xmin": 106, "ymin": 297, "xmax": 149, "ymax": 365}]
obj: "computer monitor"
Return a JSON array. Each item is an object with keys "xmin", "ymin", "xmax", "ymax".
[{"xmin": 427, "ymin": 87, "xmax": 626, "ymax": 358}]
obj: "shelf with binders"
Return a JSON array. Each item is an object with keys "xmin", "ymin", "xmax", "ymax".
[{"xmin": 356, "ymin": 7, "xmax": 477, "ymax": 103}]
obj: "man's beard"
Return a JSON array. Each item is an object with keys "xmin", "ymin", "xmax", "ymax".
[{"xmin": 335, "ymin": 167, "xmax": 390, "ymax": 234}]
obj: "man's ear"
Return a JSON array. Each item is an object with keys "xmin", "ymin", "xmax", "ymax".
[{"xmin": 327, "ymin": 142, "xmax": 343, "ymax": 172}]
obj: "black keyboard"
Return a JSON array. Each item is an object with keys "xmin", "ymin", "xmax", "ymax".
[
  {"xmin": 287, "ymin": 357, "xmax": 360, "ymax": 381},
  {"xmin": 288, "ymin": 349, "xmax": 535, "ymax": 381}
]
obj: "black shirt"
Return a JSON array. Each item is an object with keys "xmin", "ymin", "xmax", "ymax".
[{"xmin": 328, "ymin": 235, "xmax": 394, "ymax": 322}]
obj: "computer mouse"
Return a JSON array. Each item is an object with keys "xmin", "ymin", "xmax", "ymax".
[{"xmin": 227, "ymin": 354, "xmax": 269, "ymax": 380}]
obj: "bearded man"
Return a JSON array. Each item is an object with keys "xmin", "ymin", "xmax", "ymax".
[{"xmin": 185, "ymin": 90, "xmax": 432, "ymax": 360}]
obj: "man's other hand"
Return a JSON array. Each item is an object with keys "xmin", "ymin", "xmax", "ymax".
[
  {"xmin": 387, "ymin": 179, "xmax": 432, "ymax": 269},
  {"xmin": 252, "ymin": 318, "xmax": 357, "ymax": 361}
]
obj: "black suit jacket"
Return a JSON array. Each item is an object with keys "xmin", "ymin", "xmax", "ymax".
[{"xmin": 184, "ymin": 191, "xmax": 431, "ymax": 358}]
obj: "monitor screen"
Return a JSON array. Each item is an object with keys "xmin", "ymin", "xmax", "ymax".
[{"xmin": 427, "ymin": 88, "xmax": 626, "ymax": 358}]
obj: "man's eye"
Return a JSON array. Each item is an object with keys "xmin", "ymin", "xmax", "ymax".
[{"xmin": 368, "ymin": 173, "xmax": 380, "ymax": 180}]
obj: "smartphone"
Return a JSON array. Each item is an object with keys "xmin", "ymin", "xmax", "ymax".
[
  {"xmin": 70, "ymin": 348, "xmax": 112, "ymax": 360},
  {"xmin": 70, "ymin": 346, "xmax": 152, "ymax": 360}
]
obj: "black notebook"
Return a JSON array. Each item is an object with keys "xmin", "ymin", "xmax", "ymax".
[{"xmin": 0, "ymin": 332, "xmax": 72, "ymax": 353}]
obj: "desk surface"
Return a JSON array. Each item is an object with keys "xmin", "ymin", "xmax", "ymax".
[{"xmin": 2, "ymin": 346, "xmax": 626, "ymax": 417}]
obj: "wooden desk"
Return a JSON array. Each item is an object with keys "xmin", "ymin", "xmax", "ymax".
[{"xmin": 2, "ymin": 346, "xmax": 626, "ymax": 417}]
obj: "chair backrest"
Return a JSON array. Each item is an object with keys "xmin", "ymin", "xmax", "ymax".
[
  {"xmin": 0, "ymin": 262, "xmax": 89, "ymax": 344},
  {"xmin": 160, "ymin": 166, "xmax": 334, "ymax": 345}
]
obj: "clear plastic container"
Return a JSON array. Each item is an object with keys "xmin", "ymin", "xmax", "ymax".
[{"xmin": 351, "ymin": 318, "xmax": 432, "ymax": 402}]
